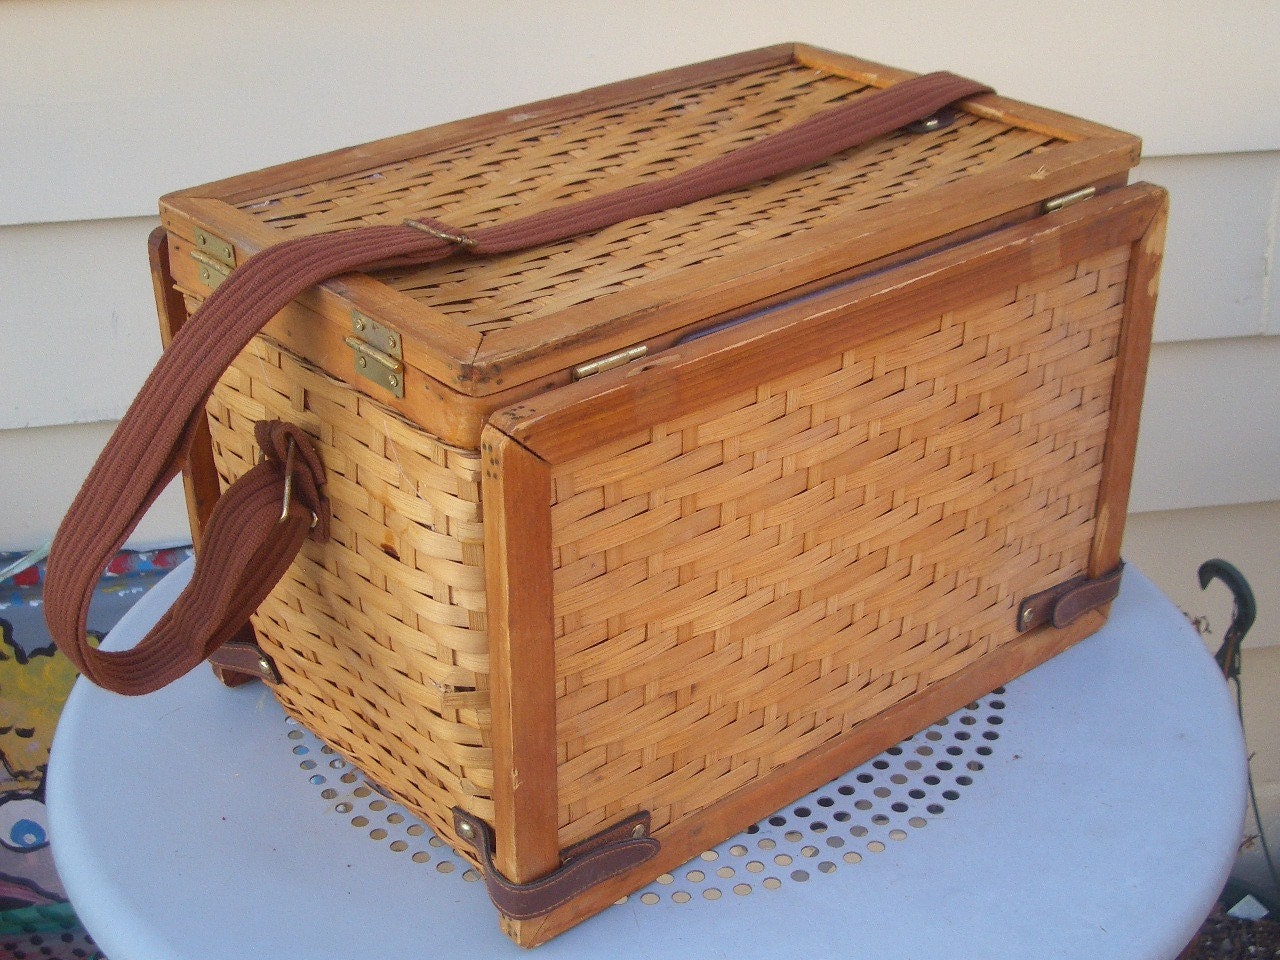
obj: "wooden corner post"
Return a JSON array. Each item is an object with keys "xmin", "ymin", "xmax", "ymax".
[{"xmin": 480, "ymin": 425, "xmax": 562, "ymax": 892}]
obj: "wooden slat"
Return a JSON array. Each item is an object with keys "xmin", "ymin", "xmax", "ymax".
[
  {"xmin": 1088, "ymin": 185, "xmax": 1169, "ymax": 576},
  {"xmin": 481, "ymin": 426, "xmax": 561, "ymax": 884},
  {"xmin": 470, "ymin": 140, "xmax": 1138, "ymax": 389}
]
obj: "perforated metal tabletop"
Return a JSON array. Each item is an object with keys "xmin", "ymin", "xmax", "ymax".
[{"xmin": 48, "ymin": 563, "xmax": 1245, "ymax": 959}]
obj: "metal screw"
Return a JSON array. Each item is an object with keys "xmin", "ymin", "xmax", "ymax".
[
  {"xmin": 258, "ymin": 657, "xmax": 271, "ymax": 673},
  {"xmin": 386, "ymin": 334, "xmax": 398, "ymax": 350},
  {"xmin": 458, "ymin": 821, "xmax": 476, "ymax": 841},
  {"xmin": 200, "ymin": 267, "xmax": 210, "ymax": 282},
  {"xmin": 387, "ymin": 374, "xmax": 400, "ymax": 388},
  {"xmin": 1019, "ymin": 608, "xmax": 1033, "ymax": 629},
  {"xmin": 631, "ymin": 824, "xmax": 647, "ymax": 839},
  {"xmin": 357, "ymin": 356, "xmax": 367, "ymax": 368},
  {"xmin": 354, "ymin": 316, "xmax": 367, "ymax": 332}
]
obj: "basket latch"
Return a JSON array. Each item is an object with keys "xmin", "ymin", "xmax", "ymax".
[
  {"xmin": 1016, "ymin": 563, "xmax": 1125, "ymax": 632},
  {"xmin": 452, "ymin": 808, "xmax": 660, "ymax": 920}
]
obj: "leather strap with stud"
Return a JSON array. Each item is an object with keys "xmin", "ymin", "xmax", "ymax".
[{"xmin": 452, "ymin": 808, "xmax": 660, "ymax": 920}]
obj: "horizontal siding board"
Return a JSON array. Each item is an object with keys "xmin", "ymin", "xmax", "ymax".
[
  {"xmin": 1122, "ymin": 501, "xmax": 1280, "ymax": 649},
  {"xmin": 0, "ymin": 421, "xmax": 189, "ymax": 550},
  {"xmin": 1130, "ymin": 336, "xmax": 1280, "ymax": 513},
  {"xmin": 0, "ymin": 217, "xmax": 163, "ymax": 429},
  {"xmin": 1136, "ymin": 153, "xmax": 1280, "ymax": 344}
]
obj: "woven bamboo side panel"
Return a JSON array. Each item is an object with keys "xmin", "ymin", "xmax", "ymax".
[
  {"xmin": 204, "ymin": 336, "xmax": 494, "ymax": 837},
  {"xmin": 235, "ymin": 63, "xmax": 1060, "ymax": 333},
  {"xmin": 549, "ymin": 244, "xmax": 1131, "ymax": 848}
]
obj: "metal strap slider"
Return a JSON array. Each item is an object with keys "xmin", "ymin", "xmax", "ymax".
[
  {"xmin": 279, "ymin": 436, "xmax": 318, "ymax": 529},
  {"xmin": 404, "ymin": 218, "xmax": 477, "ymax": 249}
]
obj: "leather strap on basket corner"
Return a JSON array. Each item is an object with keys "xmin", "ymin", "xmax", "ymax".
[
  {"xmin": 44, "ymin": 69, "xmax": 991, "ymax": 696},
  {"xmin": 453, "ymin": 808, "xmax": 658, "ymax": 921}
]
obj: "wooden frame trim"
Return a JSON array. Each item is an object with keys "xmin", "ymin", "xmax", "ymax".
[
  {"xmin": 493, "ymin": 183, "xmax": 1169, "ymax": 464},
  {"xmin": 159, "ymin": 196, "xmax": 484, "ymax": 387},
  {"xmin": 793, "ymin": 44, "xmax": 1142, "ymax": 145},
  {"xmin": 1088, "ymin": 185, "xmax": 1169, "ymax": 577},
  {"xmin": 480, "ymin": 426, "xmax": 562, "ymax": 885}
]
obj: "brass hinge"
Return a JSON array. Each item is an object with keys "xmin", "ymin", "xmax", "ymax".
[
  {"xmin": 345, "ymin": 310, "xmax": 404, "ymax": 397},
  {"xmin": 193, "ymin": 228, "xmax": 236, "ymax": 268},
  {"xmin": 190, "ymin": 228, "xmax": 236, "ymax": 290},
  {"xmin": 1043, "ymin": 186, "xmax": 1097, "ymax": 214},
  {"xmin": 191, "ymin": 251, "xmax": 231, "ymax": 289},
  {"xmin": 571, "ymin": 344, "xmax": 648, "ymax": 381}
]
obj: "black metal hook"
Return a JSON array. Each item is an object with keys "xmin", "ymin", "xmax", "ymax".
[{"xmin": 1198, "ymin": 559, "xmax": 1257, "ymax": 680}]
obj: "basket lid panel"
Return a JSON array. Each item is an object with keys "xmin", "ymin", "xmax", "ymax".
[
  {"xmin": 239, "ymin": 61, "xmax": 1059, "ymax": 336},
  {"xmin": 165, "ymin": 46, "xmax": 1139, "ymax": 395}
]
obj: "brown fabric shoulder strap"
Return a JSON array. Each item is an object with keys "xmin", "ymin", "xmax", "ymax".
[{"xmin": 45, "ymin": 71, "xmax": 992, "ymax": 695}]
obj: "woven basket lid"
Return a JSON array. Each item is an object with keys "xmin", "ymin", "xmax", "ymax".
[{"xmin": 161, "ymin": 43, "xmax": 1140, "ymax": 397}]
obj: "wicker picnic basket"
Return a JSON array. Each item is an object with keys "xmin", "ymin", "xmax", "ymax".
[{"xmin": 47, "ymin": 44, "xmax": 1166, "ymax": 946}]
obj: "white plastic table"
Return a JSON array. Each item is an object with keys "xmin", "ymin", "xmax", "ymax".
[{"xmin": 49, "ymin": 562, "xmax": 1245, "ymax": 960}]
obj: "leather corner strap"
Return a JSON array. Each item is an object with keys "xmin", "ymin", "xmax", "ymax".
[
  {"xmin": 208, "ymin": 633, "xmax": 281, "ymax": 687},
  {"xmin": 1017, "ymin": 563, "xmax": 1124, "ymax": 633},
  {"xmin": 453, "ymin": 808, "xmax": 660, "ymax": 921}
]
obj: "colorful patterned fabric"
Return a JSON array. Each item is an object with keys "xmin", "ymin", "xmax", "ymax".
[{"xmin": 0, "ymin": 547, "xmax": 192, "ymax": 959}]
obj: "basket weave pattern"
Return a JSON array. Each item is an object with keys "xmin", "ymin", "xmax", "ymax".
[
  {"xmin": 549, "ymin": 244, "xmax": 1131, "ymax": 846},
  {"xmin": 206, "ymin": 337, "xmax": 494, "ymax": 834},
  {"xmin": 236, "ymin": 64, "xmax": 1060, "ymax": 333}
]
